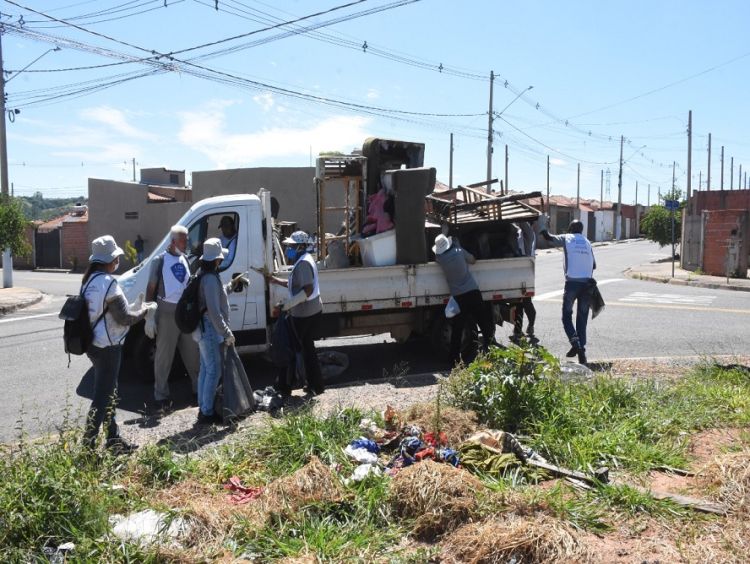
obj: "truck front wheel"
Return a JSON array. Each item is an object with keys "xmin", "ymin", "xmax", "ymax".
[{"xmin": 124, "ymin": 327, "xmax": 155, "ymax": 383}]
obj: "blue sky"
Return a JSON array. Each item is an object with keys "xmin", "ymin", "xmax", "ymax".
[{"xmin": 2, "ymin": 0, "xmax": 749, "ymax": 203}]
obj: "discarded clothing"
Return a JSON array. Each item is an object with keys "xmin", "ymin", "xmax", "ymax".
[
  {"xmin": 223, "ymin": 476, "xmax": 263, "ymax": 504},
  {"xmin": 344, "ymin": 445, "xmax": 379, "ymax": 464},
  {"xmin": 459, "ymin": 430, "xmax": 550, "ymax": 480},
  {"xmin": 362, "ymin": 189, "xmax": 394, "ymax": 235},
  {"xmin": 350, "ymin": 437, "xmax": 380, "ymax": 454},
  {"xmin": 344, "ymin": 463, "xmax": 382, "ymax": 485},
  {"xmin": 424, "ymin": 431, "xmax": 448, "ymax": 447},
  {"xmin": 253, "ymin": 386, "xmax": 284, "ymax": 411}
]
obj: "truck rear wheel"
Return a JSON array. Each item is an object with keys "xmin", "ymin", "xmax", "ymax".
[{"xmin": 429, "ymin": 315, "xmax": 478, "ymax": 362}]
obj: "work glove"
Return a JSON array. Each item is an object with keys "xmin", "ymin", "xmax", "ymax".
[
  {"xmin": 230, "ymin": 274, "xmax": 250, "ymax": 290},
  {"xmin": 281, "ymin": 290, "xmax": 307, "ymax": 312},
  {"xmin": 132, "ymin": 292, "xmax": 145, "ymax": 310},
  {"xmin": 224, "ymin": 334, "xmax": 236, "ymax": 347},
  {"xmin": 144, "ymin": 305, "xmax": 157, "ymax": 339},
  {"xmin": 537, "ymin": 214, "xmax": 549, "ymax": 232}
]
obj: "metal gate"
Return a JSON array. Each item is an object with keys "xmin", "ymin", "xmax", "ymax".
[{"xmin": 35, "ymin": 229, "xmax": 61, "ymax": 268}]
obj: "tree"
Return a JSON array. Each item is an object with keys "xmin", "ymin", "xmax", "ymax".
[
  {"xmin": 0, "ymin": 195, "xmax": 31, "ymax": 258},
  {"xmin": 641, "ymin": 188, "xmax": 683, "ymax": 248}
]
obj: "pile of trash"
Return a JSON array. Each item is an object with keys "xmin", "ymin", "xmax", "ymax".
[{"xmin": 337, "ymin": 405, "xmax": 547, "ymax": 486}]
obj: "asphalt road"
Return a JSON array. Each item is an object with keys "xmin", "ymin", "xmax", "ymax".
[{"xmin": 2, "ymin": 240, "xmax": 749, "ymax": 441}]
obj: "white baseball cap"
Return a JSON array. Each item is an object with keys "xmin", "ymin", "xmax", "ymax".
[
  {"xmin": 432, "ymin": 234, "xmax": 452, "ymax": 255},
  {"xmin": 200, "ymin": 237, "xmax": 228, "ymax": 261},
  {"xmin": 89, "ymin": 235, "xmax": 124, "ymax": 264}
]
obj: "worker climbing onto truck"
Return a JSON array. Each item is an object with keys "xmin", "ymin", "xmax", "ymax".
[
  {"xmin": 267, "ymin": 231, "xmax": 325, "ymax": 397},
  {"xmin": 433, "ymin": 233, "xmax": 496, "ymax": 364},
  {"xmin": 511, "ymin": 221, "xmax": 538, "ymax": 344},
  {"xmin": 538, "ymin": 216, "xmax": 596, "ymax": 365}
]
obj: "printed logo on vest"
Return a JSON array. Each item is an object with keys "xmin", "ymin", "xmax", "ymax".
[{"xmin": 171, "ymin": 262, "xmax": 187, "ymax": 283}]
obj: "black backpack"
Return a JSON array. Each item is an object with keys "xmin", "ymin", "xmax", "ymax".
[
  {"xmin": 59, "ymin": 273, "xmax": 113, "ymax": 362},
  {"xmin": 175, "ymin": 272, "xmax": 212, "ymax": 333}
]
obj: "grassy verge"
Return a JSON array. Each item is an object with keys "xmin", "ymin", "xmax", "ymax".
[{"xmin": 0, "ymin": 352, "xmax": 748, "ymax": 561}]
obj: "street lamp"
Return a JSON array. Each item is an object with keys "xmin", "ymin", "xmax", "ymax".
[
  {"xmin": 495, "ymin": 85, "xmax": 533, "ymax": 117},
  {"xmin": 1, "ymin": 40, "xmax": 61, "ymax": 288}
]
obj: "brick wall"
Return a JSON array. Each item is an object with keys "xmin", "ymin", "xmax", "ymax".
[
  {"xmin": 701, "ymin": 209, "xmax": 749, "ymax": 277},
  {"xmin": 690, "ymin": 189, "xmax": 750, "ymax": 214},
  {"xmin": 61, "ymin": 220, "xmax": 89, "ymax": 272}
]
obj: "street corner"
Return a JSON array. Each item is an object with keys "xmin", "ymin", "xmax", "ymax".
[{"xmin": 0, "ymin": 286, "xmax": 44, "ymax": 316}]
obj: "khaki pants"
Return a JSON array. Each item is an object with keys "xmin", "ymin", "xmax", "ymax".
[{"xmin": 154, "ymin": 300, "xmax": 200, "ymax": 401}]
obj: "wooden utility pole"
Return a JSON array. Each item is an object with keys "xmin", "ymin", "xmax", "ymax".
[
  {"xmin": 706, "ymin": 133, "xmax": 711, "ymax": 191},
  {"xmin": 504, "ymin": 144, "xmax": 509, "ymax": 194},
  {"xmin": 132, "ymin": 157, "xmax": 137, "ymax": 182},
  {"xmin": 617, "ymin": 135, "xmax": 624, "ymax": 239},
  {"xmin": 486, "ymin": 71, "xmax": 494, "ymax": 188},
  {"xmin": 449, "ymin": 133, "xmax": 454, "ymax": 189},
  {"xmin": 720, "ymin": 145, "xmax": 725, "ymax": 190},
  {"xmin": 546, "ymin": 154, "xmax": 550, "ymax": 208}
]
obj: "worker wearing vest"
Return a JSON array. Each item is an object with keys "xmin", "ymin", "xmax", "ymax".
[
  {"xmin": 146, "ymin": 225, "xmax": 201, "ymax": 412},
  {"xmin": 267, "ymin": 231, "xmax": 325, "ymax": 396},
  {"xmin": 539, "ymin": 216, "xmax": 596, "ymax": 365}
]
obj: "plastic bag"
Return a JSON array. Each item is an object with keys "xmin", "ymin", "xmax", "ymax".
[{"xmin": 445, "ymin": 296, "xmax": 460, "ymax": 319}]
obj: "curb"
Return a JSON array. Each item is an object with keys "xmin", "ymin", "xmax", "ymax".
[
  {"xmin": 0, "ymin": 291, "xmax": 44, "ymax": 316},
  {"xmin": 624, "ymin": 268, "xmax": 750, "ymax": 293}
]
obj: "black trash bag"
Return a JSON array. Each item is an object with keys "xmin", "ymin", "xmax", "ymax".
[
  {"xmin": 214, "ymin": 345, "xmax": 255, "ymax": 422},
  {"xmin": 591, "ymin": 280, "xmax": 605, "ymax": 319},
  {"xmin": 269, "ymin": 312, "xmax": 295, "ymax": 367}
]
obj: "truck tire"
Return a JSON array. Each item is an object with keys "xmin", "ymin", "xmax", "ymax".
[{"xmin": 429, "ymin": 315, "xmax": 478, "ymax": 361}]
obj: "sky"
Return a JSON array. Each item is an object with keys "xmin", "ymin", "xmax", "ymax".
[{"xmin": 2, "ymin": 0, "xmax": 749, "ymax": 204}]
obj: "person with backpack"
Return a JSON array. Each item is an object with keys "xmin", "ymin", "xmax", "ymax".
[
  {"xmin": 267, "ymin": 231, "xmax": 325, "ymax": 397},
  {"xmin": 81, "ymin": 235, "xmax": 156, "ymax": 454},
  {"xmin": 146, "ymin": 225, "xmax": 200, "ymax": 412},
  {"xmin": 195, "ymin": 238, "xmax": 236, "ymax": 424}
]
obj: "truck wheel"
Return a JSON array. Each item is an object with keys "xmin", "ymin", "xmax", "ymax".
[{"xmin": 429, "ymin": 315, "xmax": 478, "ymax": 361}]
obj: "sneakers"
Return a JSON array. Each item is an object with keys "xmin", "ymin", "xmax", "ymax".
[
  {"xmin": 106, "ymin": 437, "xmax": 138, "ymax": 456},
  {"xmin": 156, "ymin": 399, "xmax": 173, "ymax": 414},
  {"xmin": 566, "ymin": 341, "xmax": 580, "ymax": 358},
  {"xmin": 197, "ymin": 411, "xmax": 223, "ymax": 425},
  {"xmin": 525, "ymin": 325, "xmax": 535, "ymax": 337}
]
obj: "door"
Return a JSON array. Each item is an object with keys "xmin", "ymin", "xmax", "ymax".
[
  {"xmin": 186, "ymin": 208, "xmax": 247, "ymax": 332},
  {"xmin": 35, "ymin": 229, "xmax": 61, "ymax": 268}
]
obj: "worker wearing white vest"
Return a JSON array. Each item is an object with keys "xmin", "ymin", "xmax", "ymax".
[
  {"xmin": 146, "ymin": 225, "xmax": 201, "ymax": 412},
  {"xmin": 267, "ymin": 231, "xmax": 325, "ymax": 396},
  {"xmin": 538, "ymin": 216, "xmax": 596, "ymax": 365}
]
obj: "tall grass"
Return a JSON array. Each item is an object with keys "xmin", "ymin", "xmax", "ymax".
[{"xmin": 446, "ymin": 346, "xmax": 750, "ymax": 473}]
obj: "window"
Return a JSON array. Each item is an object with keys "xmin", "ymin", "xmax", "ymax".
[
  {"xmin": 187, "ymin": 212, "xmax": 240, "ymax": 272},
  {"xmin": 169, "ymin": 173, "xmax": 179, "ymax": 184},
  {"xmin": 125, "ymin": 211, "xmax": 139, "ymax": 220}
]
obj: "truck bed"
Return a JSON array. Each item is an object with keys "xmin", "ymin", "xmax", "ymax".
[{"xmin": 270, "ymin": 257, "xmax": 535, "ymax": 314}]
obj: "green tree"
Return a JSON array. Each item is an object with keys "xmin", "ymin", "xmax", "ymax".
[
  {"xmin": 641, "ymin": 188, "xmax": 683, "ymax": 248},
  {"xmin": 0, "ymin": 195, "xmax": 31, "ymax": 258}
]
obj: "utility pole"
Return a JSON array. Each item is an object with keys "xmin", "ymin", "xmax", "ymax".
[
  {"xmin": 672, "ymin": 161, "xmax": 676, "ymax": 195},
  {"xmin": 683, "ymin": 110, "xmax": 700, "ymax": 202},
  {"xmin": 720, "ymin": 145, "xmax": 725, "ymax": 190},
  {"xmin": 600, "ymin": 169, "xmax": 603, "ymax": 206},
  {"xmin": 546, "ymin": 154, "xmax": 550, "ymax": 209},
  {"xmin": 647, "ymin": 183, "xmax": 650, "ymax": 207},
  {"xmin": 730, "ymin": 157, "xmax": 734, "ymax": 189},
  {"xmin": 486, "ymin": 70, "xmax": 494, "ymax": 188},
  {"xmin": 635, "ymin": 181, "xmax": 638, "ymax": 206},
  {"xmin": 706, "ymin": 133, "xmax": 711, "ymax": 191},
  {"xmin": 740, "ymin": 164, "xmax": 743, "ymax": 190},
  {"xmin": 449, "ymin": 133, "xmax": 454, "ymax": 189},
  {"xmin": 617, "ymin": 135, "xmax": 624, "ymax": 240},
  {"xmin": 132, "ymin": 157, "xmax": 137, "ymax": 182},
  {"xmin": 699, "ymin": 170, "xmax": 702, "ymax": 190},
  {"xmin": 504, "ymin": 144, "xmax": 509, "ymax": 194},
  {"xmin": 576, "ymin": 163, "xmax": 581, "ymax": 219},
  {"xmin": 0, "ymin": 31, "xmax": 13, "ymax": 288}
]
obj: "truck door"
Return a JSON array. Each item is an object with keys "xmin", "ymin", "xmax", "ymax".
[{"xmin": 186, "ymin": 207, "xmax": 247, "ymax": 332}]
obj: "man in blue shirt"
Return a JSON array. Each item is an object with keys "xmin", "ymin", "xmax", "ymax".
[{"xmin": 539, "ymin": 216, "xmax": 596, "ymax": 365}]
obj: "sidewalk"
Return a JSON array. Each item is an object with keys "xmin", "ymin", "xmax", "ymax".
[
  {"xmin": 625, "ymin": 261, "xmax": 750, "ymax": 292},
  {"xmin": 0, "ymin": 287, "xmax": 44, "ymax": 315}
]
